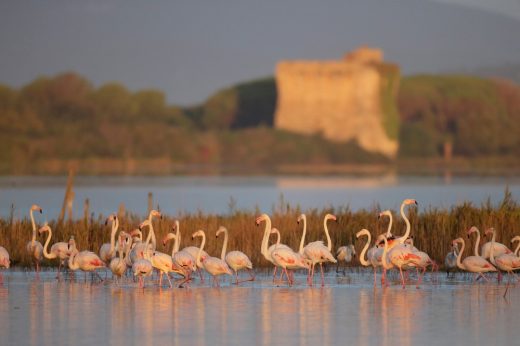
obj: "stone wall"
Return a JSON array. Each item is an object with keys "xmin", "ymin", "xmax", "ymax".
[{"xmin": 274, "ymin": 47, "xmax": 399, "ymax": 157}]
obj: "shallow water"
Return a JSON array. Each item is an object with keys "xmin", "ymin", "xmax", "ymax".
[
  {"xmin": 1, "ymin": 175, "xmax": 519, "ymax": 219},
  {"xmin": 0, "ymin": 270, "xmax": 517, "ymax": 345}
]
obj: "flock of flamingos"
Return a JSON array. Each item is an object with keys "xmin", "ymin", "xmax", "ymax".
[{"xmin": 0, "ymin": 198, "xmax": 519, "ymax": 290}]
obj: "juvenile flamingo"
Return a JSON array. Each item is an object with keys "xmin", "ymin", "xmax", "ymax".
[
  {"xmin": 192, "ymin": 230, "xmax": 232, "ymax": 287},
  {"xmin": 26, "ymin": 204, "xmax": 44, "ymax": 273},
  {"xmin": 452, "ymin": 237, "xmax": 497, "ymax": 283},
  {"xmin": 336, "ymin": 245, "xmax": 356, "ymax": 273},
  {"xmin": 445, "ymin": 242, "xmax": 459, "ymax": 278},
  {"xmin": 216, "ymin": 226, "xmax": 254, "ymax": 284},
  {"xmin": 0, "ymin": 245, "xmax": 9, "ymax": 285},
  {"xmin": 38, "ymin": 224, "xmax": 70, "ymax": 279}
]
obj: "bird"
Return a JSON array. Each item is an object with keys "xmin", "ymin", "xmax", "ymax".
[
  {"xmin": 386, "ymin": 238, "xmax": 423, "ymax": 289},
  {"xmin": 216, "ymin": 226, "xmax": 254, "ymax": 284},
  {"xmin": 336, "ymin": 244, "xmax": 356, "ymax": 274},
  {"xmin": 68, "ymin": 237, "xmax": 106, "ymax": 282},
  {"xmin": 38, "ymin": 224, "xmax": 71, "ymax": 279},
  {"xmin": 110, "ymin": 232, "xmax": 130, "ymax": 284},
  {"xmin": 377, "ymin": 199, "xmax": 418, "ymax": 250},
  {"xmin": 480, "ymin": 227, "xmax": 512, "ymax": 259},
  {"xmin": 170, "ymin": 220, "xmax": 209, "ymax": 282},
  {"xmin": 302, "ymin": 213, "xmax": 337, "ymax": 287},
  {"xmin": 356, "ymin": 229, "xmax": 383, "ymax": 287},
  {"xmin": 445, "ymin": 242, "xmax": 459, "ymax": 278},
  {"xmin": 452, "ymin": 237, "xmax": 497, "ymax": 283},
  {"xmin": 162, "ymin": 232, "xmax": 195, "ymax": 288},
  {"xmin": 26, "ymin": 204, "xmax": 44, "ymax": 273},
  {"xmin": 131, "ymin": 220, "xmax": 155, "ymax": 288},
  {"xmin": 0, "ymin": 245, "xmax": 10, "ymax": 285},
  {"xmin": 99, "ymin": 213, "xmax": 119, "ymax": 264},
  {"xmin": 485, "ymin": 228, "xmax": 520, "ymax": 290},
  {"xmin": 511, "ymin": 236, "xmax": 520, "ymax": 256},
  {"xmin": 192, "ymin": 230, "xmax": 232, "ymax": 287}
]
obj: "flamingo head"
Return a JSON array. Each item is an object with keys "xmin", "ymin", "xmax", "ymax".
[
  {"xmin": 105, "ymin": 213, "xmax": 117, "ymax": 226},
  {"xmin": 466, "ymin": 226, "xmax": 479, "ymax": 239},
  {"xmin": 484, "ymin": 227, "xmax": 495, "ymax": 238},
  {"xmin": 255, "ymin": 214, "xmax": 269, "ymax": 226},
  {"xmin": 139, "ymin": 219, "xmax": 151, "ymax": 230},
  {"xmin": 162, "ymin": 233, "xmax": 175, "ymax": 246},
  {"xmin": 403, "ymin": 199, "xmax": 418, "ymax": 206},
  {"xmin": 511, "ymin": 236, "xmax": 520, "ymax": 245},
  {"xmin": 191, "ymin": 230, "xmax": 204, "ymax": 240},
  {"xmin": 452, "ymin": 238, "xmax": 463, "ymax": 247},
  {"xmin": 31, "ymin": 204, "xmax": 43, "ymax": 213},
  {"xmin": 325, "ymin": 213, "xmax": 337, "ymax": 222},
  {"xmin": 378, "ymin": 210, "xmax": 392, "ymax": 220},
  {"xmin": 149, "ymin": 209, "xmax": 162, "ymax": 220},
  {"xmin": 297, "ymin": 214, "xmax": 306, "ymax": 224},
  {"xmin": 348, "ymin": 244, "xmax": 356, "ymax": 257},
  {"xmin": 216, "ymin": 226, "xmax": 227, "ymax": 238},
  {"xmin": 38, "ymin": 224, "xmax": 51, "ymax": 234}
]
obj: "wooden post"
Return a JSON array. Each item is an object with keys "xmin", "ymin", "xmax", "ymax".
[
  {"xmin": 59, "ymin": 169, "xmax": 75, "ymax": 223},
  {"xmin": 148, "ymin": 192, "xmax": 153, "ymax": 214}
]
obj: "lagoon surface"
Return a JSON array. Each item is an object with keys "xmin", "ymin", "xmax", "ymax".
[
  {"xmin": 0, "ymin": 175, "xmax": 519, "ymax": 219},
  {"xmin": 0, "ymin": 271, "xmax": 517, "ymax": 345}
]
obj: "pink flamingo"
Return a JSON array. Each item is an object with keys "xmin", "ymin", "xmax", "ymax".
[
  {"xmin": 131, "ymin": 222, "xmax": 154, "ymax": 288},
  {"xmin": 302, "ymin": 214, "xmax": 337, "ymax": 287},
  {"xmin": 452, "ymin": 237, "xmax": 496, "ymax": 282},
  {"xmin": 110, "ymin": 232, "xmax": 130, "ymax": 284},
  {"xmin": 216, "ymin": 226, "xmax": 254, "ymax": 284},
  {"xmin": 481, "ymin": 227, "xmax": 512, "ymax": 258},
  {"xmin": 68, "ymin": 237, "xmax": 106, "ymax": 282},
  {"xmin": 386, "ymin": 237, "xmax": 423, "ymax": 289},
  {"xmin": 191, "ymin": 230, "xmax": 232, "ymax": 287},
  {"xmin": 255, "ymin": 214, "xmax": 290, "ymax": 282},
  {"xmin": 356, "ymin": 229, "xmax": 384, "ymax": 287},
  {"xmin": 171, "ymin": 220, "xmax": 209, "ymax": 282},
  {"xmin": 26, "ymin": 204, "xmax": 44, "ymax": 273},
  {"xmin": 38, "ymin": 224, "xmax": 70, "ymax": 279},
  {"xmin": 511, "ymin": 236, "xmax": 520, "ymax": 256},
  {"xmin": 0, "ymin": 245, "xmax": 9, "ymax": 285}
]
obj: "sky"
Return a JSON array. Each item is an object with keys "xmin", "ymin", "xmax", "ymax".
[{"xmin": 1, "ymin": 0, "xmax": 519, "ymax": 106}]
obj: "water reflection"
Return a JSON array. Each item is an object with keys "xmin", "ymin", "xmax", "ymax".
[{"xmin": 0, "ymin": 275, "xmax": 519, "ymax": 345}]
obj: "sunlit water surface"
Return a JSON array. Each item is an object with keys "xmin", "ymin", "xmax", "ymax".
[
  {"xmin": 0, "ymin": 271, "xmax": 517, "ymax": 345},
  {"xmin": 1, "ymin": 175, "xmax": 519, "ymax": 218}
]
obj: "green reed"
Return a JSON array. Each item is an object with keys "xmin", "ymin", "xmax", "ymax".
[{"xmin": 2, "ymin": 190, "xmax": 519, "ymax": 269}]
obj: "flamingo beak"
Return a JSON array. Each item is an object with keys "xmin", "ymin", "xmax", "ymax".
[
  {"xmin": 414, "ymin": 200, "xmax": 418, "ymax": 205},
  {"xmin": 39, "ymin": 209, "xmax": 43, "ymax": 214}
]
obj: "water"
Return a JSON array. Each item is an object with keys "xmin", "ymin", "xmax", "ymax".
[
  {"xmin": 0, "ymin": 271, "xmax": 517, "ymax": 345},
  {"xmin": 0, "ymin": 175, "xmax": 519, "ymax": 219}
]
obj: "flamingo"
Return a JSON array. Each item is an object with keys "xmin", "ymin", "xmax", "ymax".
[
  {"xmin": 171, "ymin": 220, "xmax": 209, "ymax": 282},
  {"xmin": 216, "ymin": 226, "xmax": 254, "ymax": 284},
  {"xmin": 444, "ymin": 242, "xmax": 459, "ymax": 278},
  {"xmin": 255, "ymin": 214, "xmax": 288, "ymax": 282},
  {"xmin": 377, "ymin": 199, "xmax": 417, "ymax": 250},
  {"xmin": 191, "ymin": 230, "xmax": 232, "ymax": 287},
  {"xmin": 99, "ymin": 213, "xmax": 119, "ymax": 264},
  {"xmin": 402, "ymin": 238, "xmax": 438, "ymax": 287},
  {"xmin": 467, "ymin": 226, "xmax": 510, "ymax": 282},
  {"xmin": 356, "ymin": 229, "xmax": 384, "ymax": 287},
  {"xmin": 452, "ymin": 237, "xmax": 497, "ymax": 282},
  {"xmin": 336, "ymin": 245, "xmax": 356, "ymax": 273},
  {"xmin": 302, "ymin": 213, "xmax": 337, "ymax": 287},
  {"xmin": 26, "ymin": 204, "xmax": 44, "ymax": 273},
  {"xmin": 0, "ymin": 245, "xmax": 9, "ymax": 285},
  {"xmin": 38, "ymin": 224, "xmax": 70, "ymax": 279},
  {"xmin": 511, "ymin": 236, "xmax": 520, "ymax": 256},
  {"xmin": 485, "ymin": 228, "xmax": 520, "ymax": 293},
  {"xmin": 481, "ymin": 227, "xmax": 512, "ymax": 259},
  {"xmin": 129, "ymin": 211, "xmax": 161, "ymax": 265},
  {"xmin": 110, "ymin": 232, "xmax": 130, "ymax": 284},
  {"xmin": 68, "ymin": 237, "xmax": 106, "ymax": 282},
  {"xmin": 386, "ymin": 237, "xmax": 423, "ymax": 289},
  {"xmin": 131, "ymin": 220, "xmax": 155, "ymax": 288},
  {"xmin": 162, "ymin": 229, "xmax": 197, "ymax": 275}
]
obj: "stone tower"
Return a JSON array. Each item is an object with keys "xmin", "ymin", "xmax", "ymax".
[{"xmin": 274, "ymin": 47, "xmax": 400, "ymax": 158}]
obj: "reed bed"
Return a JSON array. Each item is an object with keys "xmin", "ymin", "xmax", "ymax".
[{"xmin": 2, "ymin": 191, "xmax": 519, "ymax": 269}]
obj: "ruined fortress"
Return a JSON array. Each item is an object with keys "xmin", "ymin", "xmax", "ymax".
[{"xmin": 274, "ymin": 47, "xmax": 400, "ymax": 157}]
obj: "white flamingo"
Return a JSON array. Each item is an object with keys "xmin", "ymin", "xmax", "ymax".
[
  {"xmin": 481, "ymin": 227, "xmax": 512, "ymax": 259},
  {"xmin": 452, "ymin": 237, "xmax": 497, "ymax": 282},
  {"xmin": 485, "ymin": 228, "xmax": 520, "ymax": 291},
  {"xmin": 216, "ymin": 226, "xmax": 254, "ymax": 284},
  {"xmin": 255, "ymin": 214, "xmax": 289, "ymax": 282},
  {"xmin": 172, "ymin": 220, "xmax": 209, "ymax": 282},
  {"xmin": 302, "ymin": 213, "xmax": 337, "ymax": 287},
  {"xmin": 356, "ymin": 229, "xmax": 383, "ymax": 287},
  {"xmin": 192, "ymin": 230, "xmax": 232, "ymax": 287},
  {"xmin": 0, "ymin": 245, "xmax": 9, "ymax": 285},
  {"xmin": 26, "ymin": 204, "xmax": 44, "ymax": 273},
  {"xmin": 38, "ymin": 224, "xmax": 70, "ymax": 279},
  {"xmin": 512, "ymin": 236, "xmax": 520, "ymax": 256},
  {"xmin": 131, "ymin": 221, "xmax": 154, "ymax": 288},
  {"xmin": 99, "ymin": 213, "xmax": 119, "ymax": 264},
  {"xmin": 129, "ymin": 210, "xmax": 161, "ymax": 265}
]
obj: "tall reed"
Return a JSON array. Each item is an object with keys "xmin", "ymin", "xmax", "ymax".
[{"xmin": 2, "ymin": 190, "xmax": 519, "ymax": 269}]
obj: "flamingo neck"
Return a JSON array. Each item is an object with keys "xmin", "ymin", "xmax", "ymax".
[
  {"xmin": 385, "ymin": 214, "xmax": 393, "ymax": 237},
  {"xmin": 42, "ymin": 229, "xmax": 55, "ymax": 259},
  {"xmin": 456, "ymin": 240, "xmax": 465, "ymax": 270},
  {"xmin": 323, "ymin": 216, "xmax": 332, "ymax": 251},
  {"xmin": 147, "ymin": 213, "xmax": 157, "ymax": 250},
  {"xmin": 489, "ymin": 230, "xmax": 496, "ymax": 265},
  {"xmin": 196, "ymin": 233, "xmax": 206, "ymax": 268},
  {"xmin": 514, "ymin": 240, "xmax": 520, "ymax": 257},
  {"xmin": 30, "ymin": 209, "xmax": 37, "ymax": 244},
  {"xmin": 472, "ymin": 229, "xmax": 481, "ymax": 257},
  {"xmin": 260, "ymin": 216, "xmax": 272, "ymax": 259},
  {"xmin": 397, "ymin": 202, "xmax": 410, "ymax": 244},
  {"xmin": 109, "ymin": 218, "xmax": 118, "ymax": 255},
  {"xmin": 358, "ymin": 231, "xmax": 371, "ymax": 267},
  {"xmin": 220, "ymin": 229, "xmax": 228, "ymax": 261},
  {"xmin": 298, "ymin": 215, "xmax": 307, "ymax": 254},
  {"xmin": 275, "ymin": 230, "xmax": 280, "ymax": 245},
  {"xmin": 381, "ymin": 237, "xmax": 391, "ymax": 269},
  {"xmin": 174, "ymin": 221, "xmax": 180, "ymax": 253},
  {"xmin": 68, "ymin": 252, "xmax": 79, "ymax": 270},
  {"xmin": 144, "ymin": 223, "xmax": 154, "ymax": 259}
]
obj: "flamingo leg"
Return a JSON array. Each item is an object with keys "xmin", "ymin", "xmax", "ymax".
[
  {"xmin": 0, "ymin": 272, "xmax": 3, "ymax": 285},
  {"xmin": 373, "ymin": 266, "xmax": 377, "ymax": 288},
  {"xmin": 399, "ymin": 267, "xmax": 406, "ymax": 289},
  {"xmin": 272, "ymin": 267, "xmax": 278, "ymax": 282},
  {"xmin": 165, "ymin": 272, "xmax": 173, "ymax": 288},
  {"xmin": 320, "ymin": 263, "xmax": 325, "ymax": 287},
  {"xmin": 283, "ymin": 268, "xmax": 292, "ymax": 286}
]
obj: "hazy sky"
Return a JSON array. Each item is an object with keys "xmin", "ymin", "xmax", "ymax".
[{"xmin": 1, "ymin": 0, "xmax": 519, "ymax": 105}]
